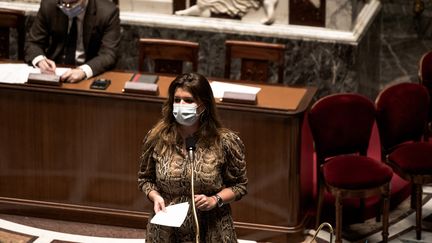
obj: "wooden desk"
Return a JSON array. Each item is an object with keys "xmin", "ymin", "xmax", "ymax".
[{"xmin": 0, "ymin": 72, "xmax": 316, "ymax": 242}]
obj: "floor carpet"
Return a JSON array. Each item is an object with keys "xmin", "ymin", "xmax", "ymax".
[
  {"xmin": 0, "ymin": 186, "xmax": 431, "ymax": 242},
  {"xmin": 305, "ymin": 185, "xmax": 432, "ymax": 243},
  {"xmin": 0, "ymin": 215, "xmax": 255, "ymax": 243}
]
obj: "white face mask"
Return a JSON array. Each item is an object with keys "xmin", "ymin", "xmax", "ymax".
[{"xmin": 173, "ymin": 103, "xmax": 200, "ymax": 126}]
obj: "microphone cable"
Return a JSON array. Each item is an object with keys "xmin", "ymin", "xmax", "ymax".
[{"xmin": 186, "ymin": 137, "xmax": 200, "ymax": 243}]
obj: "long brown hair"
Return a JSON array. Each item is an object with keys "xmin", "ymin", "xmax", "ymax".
[{"xmin": 145, "ymin": 73, "xmax": 224, "ymax": 150}]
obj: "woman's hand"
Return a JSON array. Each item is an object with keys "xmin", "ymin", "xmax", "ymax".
[
  {"xmin": 194, "ymin": 194, "xmax": 217, "ymax": 211},
  {"xmin": 148, "ymin": 191, "xmax": 166, "ymax": 213}
]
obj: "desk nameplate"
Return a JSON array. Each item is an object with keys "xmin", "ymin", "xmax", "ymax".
[{"xmin": 27, "ymin": 73, "xmax": 61, "ymax": 86}]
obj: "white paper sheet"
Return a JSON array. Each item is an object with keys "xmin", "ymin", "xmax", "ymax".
[
  {"xmin": 210, "ymin": 81, "xmax": 261, "ymax": 99},
  {"xmin": 0, "ymin": 63, "xmax": 71, "ymax": 84},
  {"xmin": 29, "ymin": 67, "xmax": 71, "ymax": 76},
  {"xmin": 150, "ymin": 202, "xmax": 189, "ymax": 227},
  {"xmin": 0, "ymin": 64, "xmax": 32, "ymax": 84}
]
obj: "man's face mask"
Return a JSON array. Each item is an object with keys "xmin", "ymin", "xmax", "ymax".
[{"xmin": 58, "ymin": 0, "xmax": 85, "ymax": 18}]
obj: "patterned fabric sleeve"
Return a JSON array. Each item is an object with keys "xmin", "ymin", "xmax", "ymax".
[
  {"xmin": 221, "ymin": 130, "xmax": 248, "ymax": 201},
  {"xmin": 137, "ymin": 135, "xmax": 159, "ymax": 197}
]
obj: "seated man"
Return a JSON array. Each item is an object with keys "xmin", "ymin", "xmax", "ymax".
[{"xmin": 25, "ymin": 0, "xmax": 121, "ymax": 83}]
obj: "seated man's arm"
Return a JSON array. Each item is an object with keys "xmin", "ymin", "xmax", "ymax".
[{"xmin": 84, "ymin": 3, "xmax": 121, "ymax": 77}]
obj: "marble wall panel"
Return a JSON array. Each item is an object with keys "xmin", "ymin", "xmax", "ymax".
[
  {"xmin": 356, "ymin": 10, "xmax": 381, "ymax": 97},
  {"xmin": 380, "ymin": 0, "xmax": 432, "ymax": 90}
]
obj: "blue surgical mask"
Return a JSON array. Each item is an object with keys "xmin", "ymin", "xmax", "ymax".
[{"xmin": 58, "ymin": 1, "xmax": 85, "ymax": 18}]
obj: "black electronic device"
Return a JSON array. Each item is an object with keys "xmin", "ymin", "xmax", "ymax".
[{"xmin": 90, "ymin": 78, "xmax": 111, "ymax": 90}]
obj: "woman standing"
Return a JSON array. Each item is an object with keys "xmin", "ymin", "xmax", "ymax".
[{"xmin": 138, "ymin": 72, "xmax": 248, "ymax": 242}]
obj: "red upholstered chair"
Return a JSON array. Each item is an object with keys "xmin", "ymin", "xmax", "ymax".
[
  {"xmin": 375, "ymin": 82, "xmax": 432, "ymax": 240},
  {"xmin": 308, "ymin": 93, "xmax": 393, "ymax": 243},
  {"xmin": 138, "ymin": 38, "xmax": 199, "ymax": 75},
  {"xmin": 418, "ymin": 51, "xmax": 432, "ymax": 140}
]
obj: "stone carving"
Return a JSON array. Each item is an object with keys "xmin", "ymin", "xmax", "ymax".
[
  {"xmin": 175, "ymin": 0, "xmax": 279, "ymax": 25},
  {"xmin": 310, "ymin": 0, "xmax": 321, "ymax": 8}
]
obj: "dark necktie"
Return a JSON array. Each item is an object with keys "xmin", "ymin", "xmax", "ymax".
[{"xmin": 63, "ymin": 17, "xmax": 77, "ymax": 65}]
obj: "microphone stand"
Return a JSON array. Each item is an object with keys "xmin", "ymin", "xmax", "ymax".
[
  {"xmin": 308, "ymin": 222, "xmax": 334, "ymax": 243},
  {"xmin": 186, "ymin": 137, "xmax": 200, "ymax": 243}
]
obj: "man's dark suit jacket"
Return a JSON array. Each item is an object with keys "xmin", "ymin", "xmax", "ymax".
[{"xmin": 25, "ymin": 0, "xmax": 121, "ymax": 76}]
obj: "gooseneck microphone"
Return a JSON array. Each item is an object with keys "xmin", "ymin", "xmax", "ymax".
[
  {"xmin": 186, "ymin": 136, "xmax": 196, "ymax": 164},
  {"xmin": 186, "ymin": 136, "xmax": 199, "ymax": 243}
]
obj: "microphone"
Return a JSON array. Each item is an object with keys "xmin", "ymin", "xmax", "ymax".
[
  {"xmin": 186, "ymin": 136, "xmax": 199, "ymax": 243},
  {"xmin": 186, "ymin": 136, "xmax": 196, "ymax": 163}
]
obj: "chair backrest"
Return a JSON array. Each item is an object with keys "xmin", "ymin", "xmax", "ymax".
[
  {"xmin": 0, "ymin": 8, "xmax": 25, "ymax": 60},
  {"xmin": 224, "ymin": 40, "xmax": 285, "ymax": 83},
  {"xmin": 418, "ymin": 51, "xmax": 432, "ymax": 86},
  {"xmin": 418, "ymin": 51, "xmax": 432, "ymax": 123},
  {"xmin": 375, "ymin": 82, "xmax": 430, "ymax": 152},
  {"xmin": 138, "ymin": 38, "xmax": 199, "ymax": 75},
  {"xmin": 308, "ymin": 93, "xmax": 376, "ymax": 164}
]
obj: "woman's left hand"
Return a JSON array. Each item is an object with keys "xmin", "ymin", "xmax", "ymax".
[{"xmin": 194, "ymin": 194, "xmax": 217, "ymax": 211}]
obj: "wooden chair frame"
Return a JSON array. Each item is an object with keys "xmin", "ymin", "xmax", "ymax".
[
  {"xmin": 224, "ymin": 40, "xmax": 285, "ymax": 83},
  {"xmin": 376, "ymin": 82, "xmax": 432, "ymax": 240},
  {"xmin": 310, "ymin": 93, "xmax": 391, "ymax": 243},
  {"xmin": 138, "ymin": 38, "xmax": 199, "ymax": 75},
  {"xmin": 0, "ymin": 8, "xmax": 25, "ymax": 60}
]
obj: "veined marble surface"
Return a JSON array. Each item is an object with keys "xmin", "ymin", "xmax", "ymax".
[
  {"xmin": 380, "ymin": 0, "xmax": 432, "ymax": 89},
  {"xmin": 0, "ymin": 0, "xmax": 380, "ymax": 45}
]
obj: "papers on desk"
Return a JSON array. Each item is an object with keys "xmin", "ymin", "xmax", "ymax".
[
  {"xmin": 0, "ymin": 63, "xmax": 70, "ymax": 84},
  {"xmin": 210, "ymin": 81, "xmax": 261, "ymax": 104},
  {"xmin": 30, "ymin": 67, "xmax": 71, "ymax": 76},
  {"xmin": 210, "ymin": 81, "xmax": 261, "ymax": 99},
  {"xmin": 0, "ymin": 64, "xmax": 32, "ymax": 84},
  {"xmin": 150, "ymin": 202, "xmax": 189, "ymax": 227}
]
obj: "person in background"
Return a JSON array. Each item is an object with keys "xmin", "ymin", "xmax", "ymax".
[
  {"xmin": 25, "ymin": 0, "xmax": 120, "ymax": 83},
  {"xmin": 138, "ymin": 72, "xmax": 248, "ymax": 242}
]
